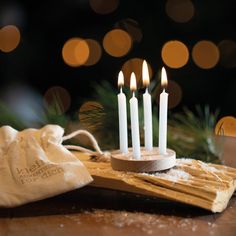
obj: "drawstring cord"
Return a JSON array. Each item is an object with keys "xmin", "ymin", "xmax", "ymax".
[{"xmin": 62, "ymin": 129, "xmax": 110, "ymax": 161}]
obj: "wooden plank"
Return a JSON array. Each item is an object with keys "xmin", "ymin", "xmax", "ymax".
[{"xmin": 75, "ymin": 152, "xmax": 236, "ymax": 213}]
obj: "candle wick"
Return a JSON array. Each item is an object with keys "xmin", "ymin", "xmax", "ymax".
[
  {"xmin": 145, "ymin": 87, "xmax": 148, "ymax": 93},
  {"xmin": 132, "ymin": 91, "xmax": 135, "ymax": 97},
  {"xmin": 120, "ymin": 86, "xmax": 123, "ymax": 93}
]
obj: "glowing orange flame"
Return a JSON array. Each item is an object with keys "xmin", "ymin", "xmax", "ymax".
[
  {"xmin": 142, "ymin": 60, "xmax": 150, "ymax": 87},
  {"xmin": 161, "ymin": 67, "xmax": 168, "ymax": 89},
  {"xmin": 118, "ymin": 71, "xmax": 124, "ymax": 87},
  {"xmin": 130, "ymin": 72, "xmax": 137, "ymax": 91}
]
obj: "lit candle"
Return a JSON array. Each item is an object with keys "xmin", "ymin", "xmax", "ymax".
[
  {"xmin": 117, "ymin": 71, "xmax": 128, "ymax": 154},
  {"xmin": 129, "ymin": 73, "xmax": 141, "ymax": 159},
  {"xmin": 158, "ymin": 67, "xmax": 168, "ymax": 155},
  {"xmin": 142, "ymin": 60, "xmax": 153, "ymax": 151}
]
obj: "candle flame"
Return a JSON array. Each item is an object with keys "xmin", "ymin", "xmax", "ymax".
[
  {"xmin": 161, "ymin": 67, "xmax": 168, "ymax": 89},
  {"xmin": 130, "ymin": 72, "xmax": 137, "ymax": 91},
  {"xmin": 118, "ymin": 71, "xmax": 124, "ymax": 87},
  {"xmin": 142, "ymin": 60, "xmax": 150, "ymax": 86}
]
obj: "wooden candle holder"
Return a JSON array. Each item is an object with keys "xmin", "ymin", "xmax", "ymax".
[{"xmin": 111, "ymin": 147, "xmax": 176, "ymax": 173}]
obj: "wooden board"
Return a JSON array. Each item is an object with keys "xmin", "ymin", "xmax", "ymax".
[{"xmin": 75, "ymin": 152, "xmax": 236, "ymax": 213}]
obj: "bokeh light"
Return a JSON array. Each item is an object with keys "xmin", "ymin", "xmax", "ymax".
[
  {"xmin": 84, "ymin": 39, "xmax": 102, "ymax": 66},
  {"xmin": 3, "ymin": 86, "xmax": 45, "ymax": 127},
  {"xmin": 161, "ymin": 40, "xmax": 189, "ymax": 68},
  {"xmin": 156, "ymin": 80, "xmax": 183, "ymax": 109},
  {"xmin": 165, "ymin": 0, "xmax": 195, "ymax": 23},
  {"xmin": 79, "ymin": 101, "xmax": 104, "ymax": 130},
  {"xmin": 218, "ymin": 40, "xmax": 236, "ymax": 68},
  {"xmin": 0, "ymin": 25, "xmax": 20, "ymax": 52},
  {"xmin": 114, "ymin": 18, "xmax": 143, "ymax": 43},
  {"xmin": 215, "ymin": 116, "xmax": 236, "ymax": 138},
  {"xmin": 44, "ymin": 86, "xmax": 71, "ymax": 115},
  {"xmin": 0, "ymin": 5, "xmax": 26, "ymax": 28},
  {"xmin": 192, "ymin": 40, "xmax": 220, "ymax": 69},
  {"xmin": 89, "ymin": 0, "xmax": 119, "ymax": 15},
  {"xmin": 70, "ymin": 101, "xmax": 104, "ymax": 147},
  {"xmin": 103, "ymin": 29, "xmax": 132, "ymax": 57},
  {"xmin": 79, "ymin": 101, "xmax": 103, "ymax": 119},
  {"xmin": 121, "ymin": 58, "xmax": 153, "ymax": 88},
  {"xmin": 62, "ymin": 38, "xmax": 89, "ymax": 67}
]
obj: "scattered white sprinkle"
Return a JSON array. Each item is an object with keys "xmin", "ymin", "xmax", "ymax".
[
  {"xmin": 145, "ymin": 168, "xmax": 190, "ymax": 182},
  {"xmin": 158, "ymin": 224, "xmax": 167, "ymax": 228},
  {"xmin": 200, "ymin": 162, "xmax": 220, "ymax": 172},
  {"xmin": 59, "ymin": 224, "xmax": 64, "ymax": 228},
  {"xmin": 192, "ymin": 225, "xmax": 198, "ymax": 231},
  {"xmin": 176, "ymin": 158, "xmax": 193, "ymax": 165},
  {"xmin": 211, "ymin": 223, "xmax": 217, "ymax": 228}
]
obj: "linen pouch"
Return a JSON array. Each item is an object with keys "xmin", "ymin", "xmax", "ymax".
[{"xmin": 0, "ymin": 125, "xmax": 93, "ymax": 208}]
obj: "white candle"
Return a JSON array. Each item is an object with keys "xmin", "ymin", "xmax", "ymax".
[
  {"xmin": 158, "ymin": 67, "xmax": 168, "ymax": 155},
  {"xmin": 117, "ymin": 71, "xmax": 128, "ymax": 154},
  {"xmin": 142, "ymin": 60, "xmax": 153, "ymax": 151},
  {"xmin": 129, "ymin": 73, "xmax": 141, "ymax": 159}
]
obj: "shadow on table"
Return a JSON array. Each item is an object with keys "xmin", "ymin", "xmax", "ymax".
[{"xmin": 0, "ymin": 186, "xmax": 212, "ymax": 219}]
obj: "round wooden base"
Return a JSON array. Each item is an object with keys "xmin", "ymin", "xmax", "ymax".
[{"xmin": 111, "ymin": 147, "xmax": 176, "ymax": 173}]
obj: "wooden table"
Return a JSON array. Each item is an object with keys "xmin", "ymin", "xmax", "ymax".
[{"xmin": 0, "ymin": 136, "xmax": 236, "ymax": 236}]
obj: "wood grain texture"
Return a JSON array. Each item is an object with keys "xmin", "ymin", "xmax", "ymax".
[
  {"xmin": 111, "ymin": 147, "xmax": 176, "ymax": 172},
  {"xmin": 76, "ymin": 153, "xmax": 236, "ymax": 213}
]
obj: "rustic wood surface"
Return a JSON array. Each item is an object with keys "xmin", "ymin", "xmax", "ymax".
[
  {"xmin": 0, "ymin": 136, "xmax": 236, "ymax": 236},
  {"xmin": 80, "ymin": 152, "xmax": 236, "ymax": 213}
]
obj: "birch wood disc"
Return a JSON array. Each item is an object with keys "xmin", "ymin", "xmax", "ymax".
[{"xmin": 111, "ymin": 147, "xmax": 176, "ymax": 172}]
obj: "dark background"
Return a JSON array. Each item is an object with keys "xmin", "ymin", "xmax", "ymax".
[{"xmin": 0, "ymin": 0, "xmax": 236, "ymax": 120}]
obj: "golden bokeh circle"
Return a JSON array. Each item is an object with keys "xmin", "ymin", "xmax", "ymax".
[
  {"xmin": 79, "ymin": 101, "xmax": 103, "ymax": 115},
  {"xmin": 74, "ymin": 39, "xmax": 90, "ymax": 65},
  {"xmin": 166, "ymin": 0, "xmax": 194, "ymax": 23},
  {"xmin": 89, "ymin": 0, "xmax": 119, "ymax": 14},
  {"xmin": 156, "ymin": 80, "xmax": 182, "ymax": 109},
  {"xmin": 62, "ymin": 38, "xmax": 89, "ymax": 67},
  {"xmin": 161, "ymin": 40, "xmax": 189, "ymax": 68},
  {"xmin": 0, "ymin": 25, "xmax": 21, "ymax": 52},
  {"xmin": 218, "ymin": 40, "xmax": 236, "ymax": 68},
  {"xmin": 192, "ymin": 40, "xmax": 220, "ymax": 69},
  {"xmin": 215, "ymin": 116, "xmax": 236, "ymax": 138},
  {"xmin": 103, "ymin": 29, "xmax": 132, "ymax": 57},
  {"xmin": 78, "ymin": 101, "xmax": 104, "ymax": 131},
  {"xmin": 84, "ymin": 39, "xmax": 102, "ymax": 66},
  {"xmin": 121, "ymin": 58, "xmax": 153, "ymax": 88},
  {"xmin": 44, "ymin": 86, "xmax": 71, "ymax": 115},
  {"xmin": 62, "ymin": 38, "xmax": 79, "ymax": 67}
]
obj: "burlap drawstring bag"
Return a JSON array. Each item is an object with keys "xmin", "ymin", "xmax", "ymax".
[{"xmin": 0, "ymin": 125, "xmax": 95, "ymax": 208}]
